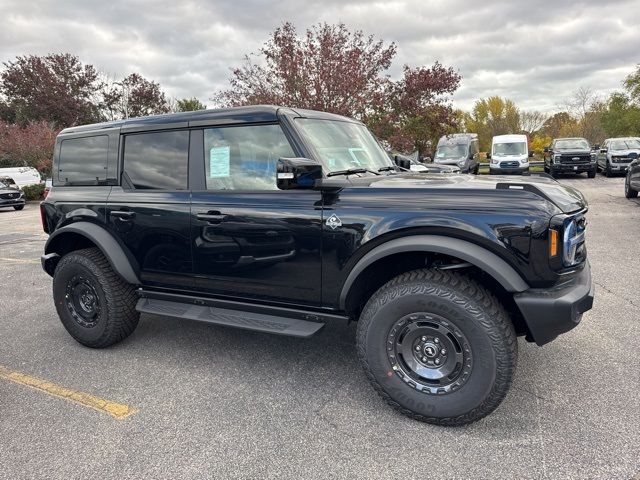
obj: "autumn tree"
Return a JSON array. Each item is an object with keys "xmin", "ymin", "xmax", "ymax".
[
  {"xmin": 0, "ymin": 54, "xmax": 103, "ymax": 128},
  {"xmin": 175, "ymin": 97, "xmax": 206, "ymax": 112},
  {"xmin": 103, "ymin": 73, "xmax": 170, "ymax": 119},
  {"xmin": 213, "ymin": 22, "xmax": 397, "ymax": 118},
  {"xmin": 0, "ymin": 120, "xmax": 59, "ymax": 175},
  {"xmin": 520, "ymin": 110, "xmax": 548, "ymax": 135},
  {"xmin": 366, "ymin": 63, "xmax": 461, "ymax": 154},
  {"xmin": 214, "ymin": 22, "xmax": 460, "ymax": 154},
  {"xmin": 622, "ymin": 64, "xmax": 640, "ymax": 103},
  {"xmin": 464, "ymin": 97, "xmax": 521, "ymax": 151}
]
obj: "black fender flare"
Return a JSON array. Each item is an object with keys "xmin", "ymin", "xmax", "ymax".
[
  {"xmin": 339, "ymin": 235, "xmax": 530, "ymax": 309},
  {"xmin": 44, "ymin": 222, "xmax": 141, "ymax": 284}
]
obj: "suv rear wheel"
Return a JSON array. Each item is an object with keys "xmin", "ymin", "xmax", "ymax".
[
  {"xmin": 625, "ymin": 174, "xmax": 638, "ymax": 198},
  {"xmin": 53, "ymin": 248, "xmax": 139, "ymax": 348},
  {"xmin": 356, "ymin": 269, "xmax": 517, "ymax": 426}
]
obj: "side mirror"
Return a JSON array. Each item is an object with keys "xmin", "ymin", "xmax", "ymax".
[
  {"xmin": 393, "ymin": 155, "xmax": 412, "ymax": 170},
  {"xmin": 593, "ymin": 144, "xmax": 600, "ymax": 151},
  {"xmin": 600, "ymin": 148, "xmax": 607, "ymax": 153},
  {"xmin": 486, "ymin": 152, "xmax": 491, "ymax": 160},
  {"xmin": 277, "ymin": 158, "xmax": 323, "ymax": 190},
  {"xmin": 528, "ymin": 151, "xmax": 534, "ymax": 158},
  {"xmin": 543, "ymin": 147, "xmax": 549, "ymax": 153}
]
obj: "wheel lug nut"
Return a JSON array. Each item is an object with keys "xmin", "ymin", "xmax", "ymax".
[
  {"xmin": 422, "ymin": 357, "xmax": 427, "ymax": 362},
  {"xmin": 434, "ymin": 338, "xmax": 439, "ymax": 343},
  {"xmin": 441, "ymin": 348, "xmax": 447, "ymax": 355},
  {"xmin": 415, "ymin": 345, "xmax": 421, "ymax": 351},
  {"xmin": 421, "ymin": 336, "xmax": 427, "ymax": 341},
  {"xmin": 435, "ymin": 358, "xmax": 441, "ymax": 365}
]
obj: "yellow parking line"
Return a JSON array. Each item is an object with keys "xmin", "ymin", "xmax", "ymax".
[
  {"xmin": 0, "ymin": 257, "xmax": 40, "ymax": 264},
  {"xmin": 0, "ymin": 365, "xmax": 137, "ymax": 419}
]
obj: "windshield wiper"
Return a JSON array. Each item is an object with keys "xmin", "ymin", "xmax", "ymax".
[
  {"xmin": 377, "ymin": 166, "xmax": 397, "ymax": 173},
  {"xmin": 327, "ymin": 168, "xmax": 380, "ymax": 177}
]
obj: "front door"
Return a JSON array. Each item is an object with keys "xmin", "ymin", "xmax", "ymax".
[
  {"xmin": 107, "ymin": 129, "xmax": 193, "ymax": 290},
  {"xmin": 190, "ymin": 123, "xmax": 322, "ymax": 307}
]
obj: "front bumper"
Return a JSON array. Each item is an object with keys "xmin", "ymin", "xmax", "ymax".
[
  {"xmin": 0, "ymin": 198, "xmax": 26, "ymax": 207},
  {"xmin": 489, "ymin": 166, "xmax": 529, "ymax": 174},
  {"xmin": 553, "ymin": 163, "xmax": 594, "ymax": 173},
  {"xmin": 514, "ymin": 261, "xmax": 594, "ymax": 345},
  {"xmin": 609, "ymin": 163, "xmax": 631, "ymax": 172}
]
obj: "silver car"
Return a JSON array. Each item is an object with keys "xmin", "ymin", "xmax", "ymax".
[{"xmin": 597, "ymin": 137, "xmax": 640, "ymax": 177}]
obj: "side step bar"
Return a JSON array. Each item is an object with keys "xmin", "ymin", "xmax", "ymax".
[{"xmin": 136, "ymin": 298, "xmax": 326, "ymax": 338}]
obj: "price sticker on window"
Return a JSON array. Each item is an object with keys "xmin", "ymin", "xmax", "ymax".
[{"xmin": 209, "ymin": 146, "xmax": 230, "ymax": 178}]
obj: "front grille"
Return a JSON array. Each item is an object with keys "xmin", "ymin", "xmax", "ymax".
[
  {"xmin": 499, "ymin": 161, "xmax": 520, "ymax": 168},
  {"xmin": 612, "ymin": 156, "xmax": 633, "ymax": 163},
  {"xmin": 0, "ymin": 192, "xmax": 19, "ymax": 199},
  {"xmin": 560, "ymin": 154, "xmax": 590, "ymax": 164}
]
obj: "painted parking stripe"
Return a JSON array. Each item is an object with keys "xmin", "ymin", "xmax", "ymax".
[
  {"xmin": 0, "ymin": 365, "xmax": 137, "ymax": 419},
  {"xmin": 0, "ymin": 257, "xmax": 40, "ymax": 264}
]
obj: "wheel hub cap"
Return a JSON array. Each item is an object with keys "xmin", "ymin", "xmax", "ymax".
[
  {"xmin": 65, "ymin": 275, "xmax": 101, "ymax": 328},
  {"xmin": 387, "ymin": 313, "xmax": 473, "ymax": 395}
]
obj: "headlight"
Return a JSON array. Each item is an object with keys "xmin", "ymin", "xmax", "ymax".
[
  {"xmin": 457, "ymin": 160, "xmax": 466, "ymax": 167},
  {"xmin": 590, "ymin": 153, "xmax": 597, "ymax": 162},
  {"xmin": 553, "ymin": 154, "xmax": 561, "ymax": 164},
  {"xmin": 491, "ymin": 159, "xmax": 498, "ymax": 165},
  {"xmin": 520, "ymin": 158, "xmax": 528, "ymax": 164},
  {"xmin": 562, "ymin": 217, "xmax": 586, "ymax": 266}
]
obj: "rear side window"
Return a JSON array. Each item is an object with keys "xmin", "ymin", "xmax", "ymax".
[
  {"xmin": 123, "ymin": 131, "xmax": 189, "ymax": 190},
  {"xmin": 58, "ymin": 135, "xmax": 108, "ymax": 184}
]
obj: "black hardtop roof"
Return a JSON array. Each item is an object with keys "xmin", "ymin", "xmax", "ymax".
[{"xmin": 59, "ymin": 105, "xmax": 357, "ymax": 135}]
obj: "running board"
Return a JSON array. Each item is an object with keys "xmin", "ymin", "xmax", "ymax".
[{"xmin": 136, "ymin": 298, "xmax": 325, "ymax": 337}]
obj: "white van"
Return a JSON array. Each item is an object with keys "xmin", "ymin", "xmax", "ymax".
[
  {"xmin": 488, "ymin": 134, "xmax": 530, "ymax": 174},
  {"xmin": 0, "ymin": 167, "xmax": 42, "ymax": 188}
]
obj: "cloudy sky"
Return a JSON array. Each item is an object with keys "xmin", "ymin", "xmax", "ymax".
[{"xmin": 1, "ymin": 0, "xmax": 638, "ymax": 112}]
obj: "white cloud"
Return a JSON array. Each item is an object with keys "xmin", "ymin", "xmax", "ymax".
[{"xmin": 1, "ymin": 0, "xmax": 638, "ymax": 112}]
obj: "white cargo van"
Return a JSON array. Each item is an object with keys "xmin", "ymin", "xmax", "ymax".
[
  {"xmin": 487, "ymin": 134, "xmax": 530, "ymax": 174},
  {"xmin": 0, "ymin": 167, "xmax": 41, "ymax": 188}
]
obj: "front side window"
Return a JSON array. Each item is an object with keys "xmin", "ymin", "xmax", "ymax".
[
  {"xmin": 123, "ymin": 131, "xmax": 189, "ymax": 189},
  {"xmin": 295, "ymin": 119, "xmax": 392, "ymax": 174},
  {"xmin": 58, "ymin": 135, "xmax": 108, "ymax": 184},
  {"xmin": 203, "ymin": 124, "xmax": 295, "ymax": 191}
]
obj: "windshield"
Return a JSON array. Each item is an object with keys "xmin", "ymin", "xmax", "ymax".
[
  {"xmin": 435, "ymin": 144, "xmax": 467, "ymax": 160},
  {"xmin": 295, "ymin": 119, "xmax": 392, "ymax": 173},
  {"xmin": 493, "ymin": 142, "xmax": 526, "ymax": 156},
  {"xmin": 610, "ymin": 139, "xmax": 640, "ymax": 150},
  {"xmin": 0, "ymin": 181, "xmax": 7, "ymax": 188},
  {"xmin": 554, "ymin": 139, "xmax": 589, "ymax": 150}
]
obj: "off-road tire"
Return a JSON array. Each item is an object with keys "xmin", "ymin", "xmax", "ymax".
[
  {"xmin": 550, "ymin": 167, "xmax": 558, "ymax": 178},
  {"xmin": 53, "ymin": 247, "xmax": 139, "ymax": 348},
  {"xmin": 604, "ymin": 162, "xmax": 611, "ymax": 177},
  {"xmin": 587, "ymin": 169, "xmax": 596, "ymax": 179},
  {"xmin": 356, "ymin": 269, "xmax": 517, "ymax": 426},
  {"xmin": 625, "ymin": 175, "xmax": 638, "ymax": 198},
  {"xmin": 13, "ymin": 205, "xmax": 24, "ymax": 211},
  {"xmin": 473, "ymin": 164, "xmax": 480, "ymax": 175}
]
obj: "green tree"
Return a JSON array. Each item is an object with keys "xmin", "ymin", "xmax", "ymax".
[
  {"xmin": 623, "ymin": 64, "xmax": 640, "ymax": 102},
  {"xmin": 175, "ymin": 97, "xmax": 206, "ymax": 112},
  {"xmin": 600, "ymin": 92, "xmax": 640, "ymax": 137}
]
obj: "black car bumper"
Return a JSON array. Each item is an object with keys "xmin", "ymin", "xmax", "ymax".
[
  {"xmin": 0, "ymin": 198, "xmax": 26, "ymax": 207},
  {"xmin": 514, "ymin": 261, "xmax": 594, "ymax": 346},
  {"xmin": 552, "ymin": 163, "xmax": 595, "ymax": 173}
]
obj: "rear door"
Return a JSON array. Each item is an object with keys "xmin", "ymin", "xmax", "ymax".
[
  {"xmin": 106, "ymin": 129, "xmax": 193, "ymax": 290},
  {"xmin": 189, "ymin": 123, "xmax": 323, "ymax": 307}
]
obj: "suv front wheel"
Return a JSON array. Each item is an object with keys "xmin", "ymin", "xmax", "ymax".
[
  {"xmin": 625, "ymin": 174, "xmax": 638, "ymax": 198},
  {"xmin": 53, "ymin": 247, "xmax": 139, "ymax": 348},
  {"xmin": 357, "ymin": 269, "xmax": 517, "ymax": 426}
]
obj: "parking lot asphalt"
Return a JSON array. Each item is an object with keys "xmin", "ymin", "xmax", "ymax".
[{"xmin": 0, "ymin": 175, "xmax": 639, "ymax": 480}]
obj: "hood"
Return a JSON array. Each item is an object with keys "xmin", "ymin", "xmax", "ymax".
[
  {"xmin": 553, "ymin": 147, "xmax": 591, "ymax": 154},
  {"xmin": 324, "ymin": 173, "xmax": 587, "ymax": 214},
  {"xmin": 609, "ymin": 149, "xmax": 640, "ymax": 156}
]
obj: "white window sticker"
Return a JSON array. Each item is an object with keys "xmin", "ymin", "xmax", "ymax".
[{"xmin": 209, "ymin": 146, "xmax": 230, "ymax": 178}]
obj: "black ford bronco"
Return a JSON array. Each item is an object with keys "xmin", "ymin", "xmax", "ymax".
[{"xmin": 41, "ymin": 106, "xmax": 594, "ymax": 425}]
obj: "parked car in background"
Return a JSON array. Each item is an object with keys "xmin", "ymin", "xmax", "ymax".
[
  {"xmin": 0, "ymin": 179, "xmax": 26, "ymax": 211},
  {"xmin": 544, "ymin": 137, "xmax": 596, "ymax": 179},
  {"xmin": 395, "ymin": 155, "xmax": 461, "ymax": 174},
  {"xmin": 625, "ymin": 158, "xmax": 640, "ymax": 198},
  {"xmin": 0, "ymin": 167, "xmax": 41, "ymax": 188},
  {"xmin": 597, "ymin": 137, "xmax": 640, "ymax": 177},
  {"xmin": 488, "ymin": 134, "xmax": 530, "ymax": 174},
  {"xmin": 44, "ymin": 178, "xmax": 52, "ymax": 199},
  {"xmin": 0, "ymin": 176, "xmax": 19, "ymax": 189},
  {"xmin": 434, "ymin": 133, "xmax": 479, "ymax": 174}
]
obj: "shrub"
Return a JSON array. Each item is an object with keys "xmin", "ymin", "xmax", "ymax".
[{"xmin": 22, "ymin": 183, "xmax": 45, "ymax": 200}]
